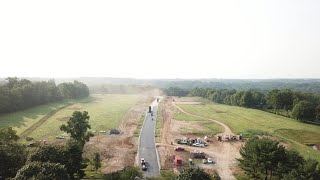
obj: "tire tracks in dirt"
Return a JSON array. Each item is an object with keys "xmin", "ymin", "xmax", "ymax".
[{"xmin": 173, "ymin": 102, "xmax": 234, "ymax": 135}]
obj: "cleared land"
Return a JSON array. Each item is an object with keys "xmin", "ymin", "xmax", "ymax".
[
  {"xmin": 176, "ymin": 97, "xmax": 320, "ymax": 161},
  {"xmin": 174, "ymin": 109, "xmax": 223, "ymax": 136}
]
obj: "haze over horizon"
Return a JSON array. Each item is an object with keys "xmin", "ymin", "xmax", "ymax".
[{"xmin": 1, "ymin": 0, "xmax": 320, "ymax": 79}]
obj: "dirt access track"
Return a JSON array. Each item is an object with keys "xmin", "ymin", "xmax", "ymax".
[
  {"xmin": 157, "ymin": 97, "xmax": 244, "ymax": 180},
  {"xmin": 84, "ymin": 95, "xmax": 154, "ymax": 174},
  {"xmin": 19, "ymin": 103, "xmax": 74, "ymax": 138}
]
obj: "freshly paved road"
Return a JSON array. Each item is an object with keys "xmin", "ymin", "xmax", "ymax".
[{"xmin": 139, "ymin": 99, "xmax": 160, "ymax": 177}]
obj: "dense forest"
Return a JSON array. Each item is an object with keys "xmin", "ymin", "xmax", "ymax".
[
  {"xmin": 0, "ymin": 77, "xmax": 89, "ymax": 114},
  {"xmin": 165, "ymin": 87, "xmax": 320, "ymax": 123},
  {"xmin": 156, "ymin": 79, "xmax": 320, "ymax": 93}
]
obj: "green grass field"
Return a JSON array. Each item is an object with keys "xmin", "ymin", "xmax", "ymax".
[
  {"xmin": 0, "ymin": 100, "xmax": 72, "ymax": 135},
  {"xmin": 174, "ymin": 106, "xmax": 223, "ymax": 136},
  {"xmin": 28, "ymin": 94, "xmax": 140, "ymax": 141},
  {"xmin": 0, "ymin": 94, "xmax": 140, "ymax": 141},
  {"xmin": 176, "ymin": 99, "xmax": 320, "ymax": 161}
]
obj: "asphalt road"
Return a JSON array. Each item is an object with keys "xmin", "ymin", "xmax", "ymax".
[{"xmin": 139, "ymin": 99, "xmax": 160, "ymax": 177}]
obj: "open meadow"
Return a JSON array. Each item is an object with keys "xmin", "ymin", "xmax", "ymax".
[
  {"xmin": 175, "ymin": 97, "xmax": 320, "ymax": 161},
  {"xmin": 0, "ymin": 94, "xmax": 141, "ymax": 141},
  {"xmin": 0, "ymin": 100, "xmax": 72, "ymax": 135}
]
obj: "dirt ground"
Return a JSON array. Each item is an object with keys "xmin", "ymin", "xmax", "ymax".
[
  {"xmin": 84, "ymin": 95, "xmax": 154, "ymax": 174},
  {"xmin": 157, "ymin": 96, "xmax": 244, "ymax": 180}
]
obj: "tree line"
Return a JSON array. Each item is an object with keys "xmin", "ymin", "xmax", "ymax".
[
  {"xmin": 165, "ymin": 87, "xmax": 320, "ymax": 123},
  {"xmin": 0, "ymin": 77, "xmax": 89, "ymax": 114},
  {"xmin": 155, "ymin": 79, "xmax": 320, "ymax": 93}
]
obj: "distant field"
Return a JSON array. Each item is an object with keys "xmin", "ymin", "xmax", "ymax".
[
  {"xmin": 176, "ymin": 98, "xmax": 320, "ymax": 161},
  {"xmin": 0, "ymin": 94, "xmax": 140, "ymax": 141}
]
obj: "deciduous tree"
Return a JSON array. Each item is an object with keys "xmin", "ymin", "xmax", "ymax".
[
  {"xmin": 176, "ymin": 168, "xmax": 211, "ymax": 180},
  {"xmin": 14, "ymin": 162, "xmax": 69, "ymax": 180},
  {"xmin": 60, "ymin": 111, "xmax": 94, "ymax": 145},
  {"xmin": 238, "ymin": 137, "xmax": 288, "ymax": 179}
]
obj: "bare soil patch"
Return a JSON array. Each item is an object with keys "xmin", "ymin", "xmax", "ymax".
[{"xmin": 172, "ymin": 120, "xmax": 207, "ymax": 135}]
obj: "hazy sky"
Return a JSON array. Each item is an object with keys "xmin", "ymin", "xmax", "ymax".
[{"xmin": 1, "ymin": 0, "xmax": 320, "ymax": 79}]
